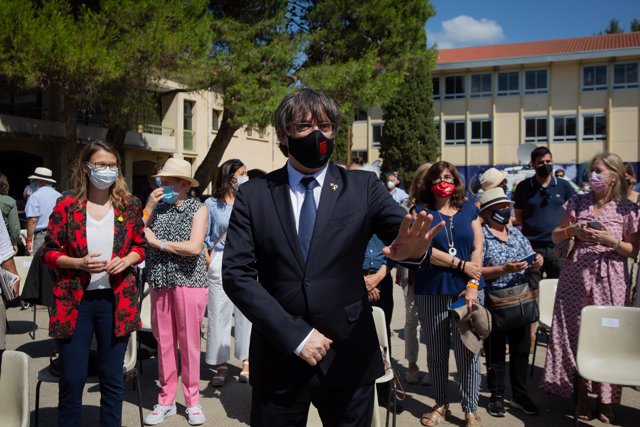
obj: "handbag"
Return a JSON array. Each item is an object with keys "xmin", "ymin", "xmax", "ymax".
[
  {"xmin": 553, "ymin": 236, "xmax": 575, "ymax": 260},
  {"xmin": 486, "ymin": 283, "xmax": 539, "ymax": 331}
]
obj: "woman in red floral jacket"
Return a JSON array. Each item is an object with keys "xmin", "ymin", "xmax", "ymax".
[{"xmin": 42, "ymin": 140, "xmax": 145, "ymax": 427}]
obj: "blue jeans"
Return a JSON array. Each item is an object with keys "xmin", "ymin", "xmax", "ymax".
[{"xmin": 57, "ymin": 290, "xmax": 128, "ymax": 427}]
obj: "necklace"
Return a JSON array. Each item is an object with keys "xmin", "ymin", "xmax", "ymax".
[{"xmin": 437, "ymin": 211, "xmax": 457, "ymax": 256}]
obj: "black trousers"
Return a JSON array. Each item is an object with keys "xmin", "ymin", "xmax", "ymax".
[
  {"xmin": 484, "ymin": 324, "xmax": 531, "ymax": 401},
  {"xmin": 250, "ymin": 372, "xmax": 375, "ymax": 427},
  {"xmin": 528, "ymin": 247, "xmax": 564, "ymax": 290}
]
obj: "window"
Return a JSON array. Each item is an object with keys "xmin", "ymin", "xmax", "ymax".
[
  {"xmin": 372, "ymin": 123, "xmax": 383, "ymax": 148},
  {"xmin": 470, "ymin": 119, "xmax": 492, "ymax": 144},
  {"xmin": 497, "ymin": 71, "xmax": 520, "ymax": 96},
  {"xmin": 183, "ymin": 100, "xmax": 195, "ymax": 151},
  {"xmin": 212, "ymin": 109, "xmax": 220, "ymax": 131},
  {"xmin": 525, "ymin": 117, "xmax": 547, "ymax": 143},
  {"xmin": 613, "ymin": 63, "xmax": 639, "ymax": 89},
  {"xmin": 432, "ymin": 77, "xmax": 440, "ymax": 99},
  {"xmin": 470, "ymin": 74, "xmax": 492, "ymax": 97},
  {"xmin": 582, "ymin": 65, "xmax": 607, "ymax": 91},
  {"xmin": 583, "ymin": 114, "xmax": 606, "ymax": 141},
  {"xmin": 524, "ymin": 69, "xmax": 548, "ymax": 94},
  {"xmin": 444, "ymin": 120, "xmax": 465, "ymax": 145},
  {"xmin": 258, "ymin": 128, "xmax": 265, "ymax": 139},
  {"xmin": 444, "ymin": 75, "xmax": 465, "ymax": 99},
  {"xmin": 553, "ymin": 116, "xmax": 577, "ymax": 142},
  {"xmin": 246, "ymin": 127, "xmax": 253, "ymax": 137}
]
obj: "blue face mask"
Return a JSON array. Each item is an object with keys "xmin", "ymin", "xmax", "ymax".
[
  {"xmin": 161, "ymin": 186, "xmax": 178, "ymax": 204},
  {"xmin": 30, "ymin": 182, "xmax": 38, "ymax": 192},
  {"xmin": 155, "ymin": 177, "xmax": 162, "ymax": 188}
]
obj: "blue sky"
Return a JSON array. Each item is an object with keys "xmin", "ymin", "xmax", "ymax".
[{"xmin": 426, "ymin": 0, "xmax": 640, "ymax": 49}]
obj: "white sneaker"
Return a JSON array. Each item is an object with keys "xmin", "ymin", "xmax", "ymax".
[
  {"xmin": 186, "ymin": 404, "xmax": 206, "ymax": 425},
  {"xmin": 144, "ymin": 403, "xmax": 176, "ymax": 425}
]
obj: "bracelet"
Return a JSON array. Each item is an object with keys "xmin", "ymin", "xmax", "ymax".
[
  {"xmin": 563, "ymin": 227, "xmax": 570, "ymax": 239},
  {"xmin": 456, "ymin": 259, "xmax": 463, "ymax": 271},
  {"xmin": 142, "ymin": 210, "xmax": 151, "ymax": 218},
  {"xmin": 612, "ymin": 240, "xmax": 621, "ymax": 250},
  {"xmin": 450, "ymin": 256, "xmax": 456, "ymax": 268},
  {"xmin": 461, "ymin": 260, "xmax": 466, "ymax": 272},
  {"xmin": 159, "ymin": 241, "xmax": 165, "ymax": 251},
  {"xmin": 466, "ymin": 279, "xmax": 479, "ymax": 289}
]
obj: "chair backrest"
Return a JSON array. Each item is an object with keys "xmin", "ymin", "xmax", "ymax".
[
  {"xmin": 123, "ymin": 331, "xmax": 137, "ymax": 374},
  {"xmin": 576, "ymin": 305, "xmax": 640, "ymax": 386},
  {"xmin": 371, "ymin": 307, "xmax": 391, "ymax": 373},
  {"xmin": 0, "ymin": 350, "xmax": 30, "ymax": 427},
  {"xmin": 538, "ymin": 278, "xmax": 558, "ymax": 328},
  {"xmin": 139, "ymin": 283, "xmax": 152, "ymax": 331},
  {"xmin": 13, "ymin": 256, "xmax": 33, "ymax": 295}
]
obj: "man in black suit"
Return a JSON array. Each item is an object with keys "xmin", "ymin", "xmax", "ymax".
[{"xmin": 223, "ymin": 88, "xmax": 443, "ymax": 426}]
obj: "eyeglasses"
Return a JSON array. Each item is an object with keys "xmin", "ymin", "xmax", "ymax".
[
  {"xmin": 292, "ymin": 122, "xmax": 335, "ymax": 134},
  {"xmin": 86, "ymin": 162, "xmax": 118, "ymax": 171}
]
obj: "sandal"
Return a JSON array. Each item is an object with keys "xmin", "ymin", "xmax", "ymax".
[
  {"xmin": 420, "ymin": 404, "xmax": 449, "ymax": 426},
  {"xmin": 464, "ymin": 412, "xmax": 482, "ymax": 427},
  {"xmin": 239, "ymin": 360, "xmax": 250, "ymax": 383},
  {"xmin": 211, "ymin": 365, "xmax": 228, "ymax": 387}
]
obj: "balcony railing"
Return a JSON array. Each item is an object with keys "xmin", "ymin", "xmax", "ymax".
[{"xmin": 136, "ymin": 123, "xmax": 174, "ymax": 136}]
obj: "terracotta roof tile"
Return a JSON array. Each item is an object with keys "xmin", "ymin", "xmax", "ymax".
[{"xmin": 437, "ymin": 33, "xmax": 640, "ymax": 64}]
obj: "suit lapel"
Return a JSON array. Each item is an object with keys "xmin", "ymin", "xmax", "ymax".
[
  {"xmin": 307, "ymin": 164, "xmax": 342, "ymax": 264},
  {"xmin": 269, "ymin": 167, "xmax": 306, "ymax": 270}
]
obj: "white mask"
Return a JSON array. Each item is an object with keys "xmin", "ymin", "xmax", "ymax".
[
  {"xmin": 233, "ymin": 175, "xmax": 249, "ymax": 190},
  {"xmin": 89, "ymin": 168, "xmax": 118, "ymax": 190},
  {"xmin": 387, "ymin": 181, "xmax": 396, "ymax": 190}
]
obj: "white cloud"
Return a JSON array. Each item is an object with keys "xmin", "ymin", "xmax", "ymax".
[{"xmin": 429, "ymin": 15, "xmax": 505, "ymax": 49}]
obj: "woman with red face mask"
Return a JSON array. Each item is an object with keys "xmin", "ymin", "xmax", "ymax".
[{"xmin": 412, "ymin": 161, "xmax": 486, "ymax": 427}]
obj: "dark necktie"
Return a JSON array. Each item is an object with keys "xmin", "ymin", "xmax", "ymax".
[{"xmin": 298, "ymin": 176, "xmax": 317, "ymax": 262}]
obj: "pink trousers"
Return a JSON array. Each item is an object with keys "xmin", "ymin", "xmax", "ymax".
[{"xmin": 151, "ymin": 286, "xmax": 208, "ymax": 407}]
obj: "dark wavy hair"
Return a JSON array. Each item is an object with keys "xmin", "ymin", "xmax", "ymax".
[
  {"xmin": 213, "ymin": 159, "xmax": 245, "ymax": 199},
  {"xmin": 415, "ymin": 161, "xmax": 466, "ymax": 210},
  {"xmin": 0, "ymin": 173, "xmax": 9, "ymax": 195}
]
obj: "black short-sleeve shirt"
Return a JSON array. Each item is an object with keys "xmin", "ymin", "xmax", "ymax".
[{"xmin": 513, "ymin": 176, "xmax": 575, "ymax": 248}]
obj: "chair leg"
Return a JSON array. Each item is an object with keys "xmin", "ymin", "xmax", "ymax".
[
  {"xmin": 135, "ymin": 372, "xmax": 144, "ymax": 427},
  {"xmin": 530, "ymin": 328, "xmax": 540, "ymax": 377},
  {"xmin": 573, "ymin": 373, "xmax": 579, "ymax": 427},
  {"xmin": 391, "ymin": 380, "xmax": 397, "ymax": 427},
  {"xmin": 384, "ymin": 382, "xmax": 391, "ymax": 427},
  {"xmin": 29, "ymin": 304, "xmax": 38, "ymax": 340},
  {"xmin": 35, "ymin": 380, "xmax": 42, "ymax": 427}
]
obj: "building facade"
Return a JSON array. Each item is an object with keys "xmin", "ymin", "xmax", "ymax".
[
  {"xmin": 0, "ymin": 79, "xmax": 285, "ymax": 201},
  {"xmin": 353, "ymin": 32, "xmax": 640, "ymax": 184}
]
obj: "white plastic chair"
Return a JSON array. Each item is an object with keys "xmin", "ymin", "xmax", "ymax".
[
  {"xmin": 0, "ymin": 350, "xmax": 30, "ymax": 427},
  {"xmin": 372, "ymin": 306, "xmax": 396, "ymax": 427},
  {"xmin": 572, "ymin": 305, "xmax": 640, "ymax": 425},
  {"xmin": 530, "ymin": 278, "xmax": 558, "ymax": 376},
  {"xmin": 35, "ymin": 331, "xmax": 143, "ymax": 427}
]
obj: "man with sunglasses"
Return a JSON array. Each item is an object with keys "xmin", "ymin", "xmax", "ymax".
[
  {"xmin": 222, "ymin": 88, "xmax": 443, "ymax": 427},
  {"xmin": 513, "ymin": 147, "xmax": 575, "ymax": 295}
]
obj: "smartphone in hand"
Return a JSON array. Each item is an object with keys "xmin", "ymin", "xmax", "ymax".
[
  {"xmin": 587, "ymin": 221, "xmax": 604, "ymax": 230},
  {"xmin": 516, "ymin": 252, "xmax": 537, "ymax": 266}
]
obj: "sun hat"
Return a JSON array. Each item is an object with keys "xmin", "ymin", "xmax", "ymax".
[
  {"xmin": 480, "ymin": 168, "xmax": 507, "ymax": 190},
  {"xmin": 452, "ymin": 303, "xmax": 492, "ymax": 354},
  {"xmin": 27, "ymin": 167, "xmax": 56, "ymax": 184},
  {"xmin": 153, "ymin": 158, "xmax": 199, "ymax": 188},
  {"xmin": 478, "ymin": 187, "xmax": 513, "ymax": 212}
]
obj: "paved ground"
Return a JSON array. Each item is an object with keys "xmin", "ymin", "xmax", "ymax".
[{"xmin": 5, "ymin": 283, "xmax": 640, "ymax": 427}]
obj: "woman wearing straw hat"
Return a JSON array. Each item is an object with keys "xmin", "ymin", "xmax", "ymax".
[
  {"xmin": 478, "ymin": 187, "xmax": 543, "ymax": 418},
  {"xmin": 142, "ymin": 158, "xmax": 209, "ymax": 426}
]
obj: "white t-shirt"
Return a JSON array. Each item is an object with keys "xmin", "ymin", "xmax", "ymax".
[{"xmin": 86, "ymin": 209, "xmax": 114, "ymax": 291}]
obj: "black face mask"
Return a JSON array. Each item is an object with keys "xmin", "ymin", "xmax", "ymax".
[
  {"xmin": 490, "ymin": 207, "xmax": 511, "ymax": 225},
  {"xmin": 535, "ymin": 163, "xmax": 553, "ymax": 178},
  {"xmin": 287, "ymin": 130, "xmax": 334, "ymax": 169}
]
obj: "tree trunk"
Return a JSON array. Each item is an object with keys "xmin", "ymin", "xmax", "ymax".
[
  {"xmin": 106, "ymin": 125, "xmax": 128, "ymax": 167},
  {"xmin": 193, "ymin": 115, "xmax": 240, "ymax": 194},
  {"xmin": 60, "ymin": 96, "xmax": 79, "ymax": 190}
]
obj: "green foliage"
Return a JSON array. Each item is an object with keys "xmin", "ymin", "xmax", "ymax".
[
  {"xmin": 631, "ymin": 18, "xmax": 640, "ymax": 32},
  {"xmin": 294, "ymin": 0, "xmax": 435, "ymax": 159},
  {"xmin": 604, "ymin": 18, "xmax": 623, "ymax": 34},
  {"xmin": 379, "ymin": 52, "xmax": 439, "ymax": 185}
]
